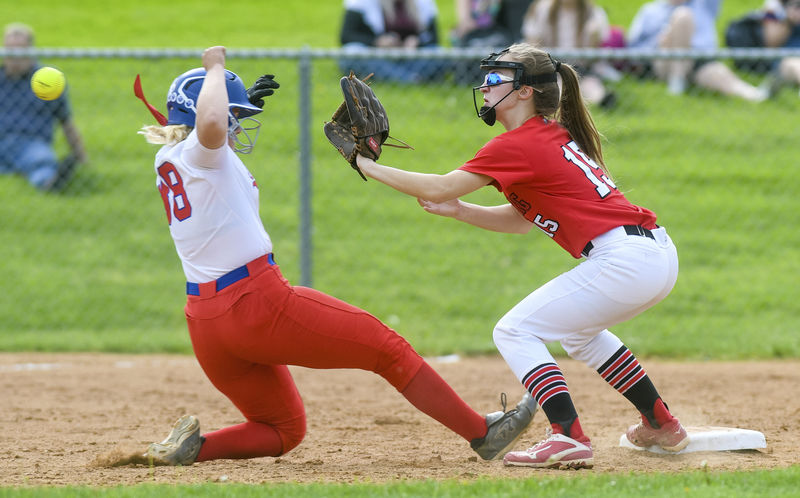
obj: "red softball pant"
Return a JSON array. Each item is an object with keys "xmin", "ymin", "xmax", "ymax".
[{"xmin": 184, "ymin": 255, "xmax": 427, "ymax": 458}]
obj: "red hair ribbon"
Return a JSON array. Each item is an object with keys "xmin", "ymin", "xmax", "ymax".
[{"xmin": 133, "ymin": 74, "xmax": 167, "ymax": 126}]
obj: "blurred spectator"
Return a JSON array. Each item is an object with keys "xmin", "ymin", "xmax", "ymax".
[
  {"xmin": 452, "ymin": 0, "xmax": 535, "ymax": 47},
  {"xmin": 522, "ymin": 0, "xmax": 621, "ymax": 108},
  {"xmin": 452, "ymin": 0, "xmax": 507, "ymax": 47},
  {"xmin": 0, "ymin": 23, "xmax": 87, "ymax": 192},
  {"xmin": 724, "ymin": 7, "xmax": 772, "ymax": 72},
  {"xmin": 628, "ymin": 0, "xmax": 769, "ymax": 101},
  {"xmin": 762, "ymin": 0, "xmax": 800, "ymax": 95},
  {"xmin": 498, "ymin": 0, "xmax": 539, "ymax": 43},
  {"xmin": 338, "ymin": 0, "xmax": 444, "ymax": 83},
  {"xmin": 450, "ymin": 0, "xmax": 535, "ymax": 84}
]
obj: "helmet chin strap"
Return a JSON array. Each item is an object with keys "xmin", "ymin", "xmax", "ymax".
[{"xmin": 474, "ymin": 86, "xmax": 517, "ymax": 127}]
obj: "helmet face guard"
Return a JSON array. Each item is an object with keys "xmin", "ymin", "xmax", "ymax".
[
  {"xmin": 228, "ymin": 116, "xmax": 261, "ymax": 154},
  {"xmin": 472, "ymin": 48, "xmax": 558, "ymax": 126}
]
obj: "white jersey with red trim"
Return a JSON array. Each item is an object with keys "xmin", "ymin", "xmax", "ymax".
[{"xmin": 154, "ymin": 130, "xmax": 272, "ymax": 283}]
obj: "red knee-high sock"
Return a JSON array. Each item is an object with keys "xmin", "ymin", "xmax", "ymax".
[
  {"xmin": 196, "ymin": 421, "xmax": 284, "ymax": 461},
  {"xmin": 400, "ymin": 362, "xmax": 487, "ymax": 441}
]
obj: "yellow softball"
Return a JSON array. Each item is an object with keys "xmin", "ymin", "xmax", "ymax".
[{"xmin": 31, "ymin": 66, "xmax": 66, "ymax": 101}]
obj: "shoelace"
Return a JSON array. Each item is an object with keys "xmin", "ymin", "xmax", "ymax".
[{"xmin": 526, "ymin": 428, "xmax": 556, "ymax": 453}]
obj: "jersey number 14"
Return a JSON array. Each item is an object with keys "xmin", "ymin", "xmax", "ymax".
[
  {"xmin": 532, "ymin": 142, "xmax": 618, "ymax": 238},
  {"xmin": 561, "ymin": 141, "xmax": 617, "ymax": 197}
]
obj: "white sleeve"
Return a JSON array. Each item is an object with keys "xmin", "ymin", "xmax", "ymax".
[
  {"xmin": 702, "ymin": 0, "xmax": 721, "ymax": 19},
  {"xmin": 182, "ymin": 130, "xmax": 227, "ymax": 170},
  {"xmin": 628, "ymin": 3, "xmax": 662, "ymax": 48}
]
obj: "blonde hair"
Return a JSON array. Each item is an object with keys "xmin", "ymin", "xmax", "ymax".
[
  {"xmin": 138, "ymin": 124, "xmax": 191, "ymax": 146},
  {"xmin": 506, "ymin": 42, "xmax": 607, "ymax": 172},
  {"xmin": 3, "ymin": 22, "xmax": 34, "ymax": 45}
]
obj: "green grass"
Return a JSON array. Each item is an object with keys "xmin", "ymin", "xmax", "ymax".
[
  {"xmin": 1, "ymin": 467, "xmax": 799, "ymax": 497},
  {"xmin": 1, "ymin": 1, "xmax": 797, "ymax": 358},
  {"xmin": 1, "ymin": 1, "xmax": 798, "ymax": 494},
  {"xmin": 2, "ymin": 60, "xmax": 796, "ymax": 358}
]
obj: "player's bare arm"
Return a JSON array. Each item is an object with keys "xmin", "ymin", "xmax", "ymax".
[
  {"xmin": 195, "ymin": 46, "xmax": 229, "ymax": 150},
  {"xmin": 63, "ymin": 119, "xmax": 88, "ymax": 163},
  {"xmin": 419, "ymin": 198, "xmax": 533, "ymax": 234},
  {"xmin": 356, "ymin": 155, "xmax": 491, "ymax": 202}
]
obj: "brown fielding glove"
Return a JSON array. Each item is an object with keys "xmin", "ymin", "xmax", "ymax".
[{"xmin": 324, "ymin": 72, "xmax": 410, "ymax": 181}]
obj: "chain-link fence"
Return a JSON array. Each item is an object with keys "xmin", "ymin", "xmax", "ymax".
[{"xmin": 1, "ymin": 47, "xmax": 798, "ymax": 349}]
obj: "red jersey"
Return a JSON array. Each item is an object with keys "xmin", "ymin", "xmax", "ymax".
[{"xmin": 460, "ymin": 116, "xmax": 657, "ymax": 258}]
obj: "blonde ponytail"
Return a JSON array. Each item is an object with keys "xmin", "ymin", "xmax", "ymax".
[
  {"xmin": 506, "ymin": 43, "xmax": 608, "ymax": 174},
  {"xmin": 138, "ymin": 124, "xmax": 191, "ymax": 146},
  {"xmin": 555, "ymin": 63, "xmax": 606, "ymax": 171}
]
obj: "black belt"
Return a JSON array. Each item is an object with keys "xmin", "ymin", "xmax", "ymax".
[{"xmin": 581, "ymin": 225, "xmax": 655, "ymax": 257}]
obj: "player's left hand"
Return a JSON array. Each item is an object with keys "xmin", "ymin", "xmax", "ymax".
[
  {"xmin": 246, "ymin": 74, "xmax": 280, "ymax": 108},
  {"xmin": 417, "ymin": 197, "xmax": 460, "ymax": 218},
  {"xmin": 202, "ymin": 46, "xmax": 226, "ymax": 71}
]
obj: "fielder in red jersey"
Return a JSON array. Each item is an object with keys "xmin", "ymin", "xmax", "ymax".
[
  {"xmin": 355, "ymin": 43, "xmax": 690, "ymax": 469},
  {"xmin": 134, "ymin": 46, "xmax": 536, "ymax": 467},
  {"xmin": 460, "ymin": 117, "xmax": 658, "ymax": 258}
]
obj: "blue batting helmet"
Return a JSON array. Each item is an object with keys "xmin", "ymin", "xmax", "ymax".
[{"xmin": 166, "ymin": 68, "xmax": 262, "ymax": 127}]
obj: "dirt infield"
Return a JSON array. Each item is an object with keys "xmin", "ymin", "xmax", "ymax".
[{"xmin": 0, "ymin": 353, "xmax": 797, "ymax": 486}]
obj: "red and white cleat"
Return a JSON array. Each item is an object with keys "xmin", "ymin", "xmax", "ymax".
[
  {"xmin": 626, "ymin": 416, "xmax": 689, "ymax": 452},
  {"xmin": 503, "ymin": 430, "xmax": 593, "ymax": 469}
]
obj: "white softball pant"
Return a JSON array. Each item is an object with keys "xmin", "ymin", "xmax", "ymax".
[{"xmin": 494, "ymin": 226, "xmax": 678, "ymax": 380}]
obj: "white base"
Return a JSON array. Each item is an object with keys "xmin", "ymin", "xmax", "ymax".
[{"xmin": 620, "ymin": 426, "xmax": 766, "ymax": 454}]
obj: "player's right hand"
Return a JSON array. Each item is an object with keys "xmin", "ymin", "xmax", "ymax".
[{"xmin": 246, "ymin": 74, "xmax": 280, "ymax": 108}]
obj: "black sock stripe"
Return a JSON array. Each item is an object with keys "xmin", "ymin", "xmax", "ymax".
[
  {"xmin": 531, "ymin": 380, "xmax": 568, "ymax": 399},
  {"xmin": 606, "ymin": 355, "xmax": 636, "ymax": 381},
  {"xmin": 611, "ymin": 365, "xmax": 643, "ymax": 390},
  {"xmin": 597, "ymin": 345, "xmax": 628, "ymax": 373},
  {"xmin": 522, "ymin": 362, "xmax": 558, "ymax": 385}
]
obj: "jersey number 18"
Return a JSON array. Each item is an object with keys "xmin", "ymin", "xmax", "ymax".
[{"xmin": 157, "ymin": 161, "xmax": 192, "ymax": 224}]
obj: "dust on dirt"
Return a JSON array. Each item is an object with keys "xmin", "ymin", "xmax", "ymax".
[{"xmin": 0, "ymin": 353, "xmax": 796, "ymax": 485}]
